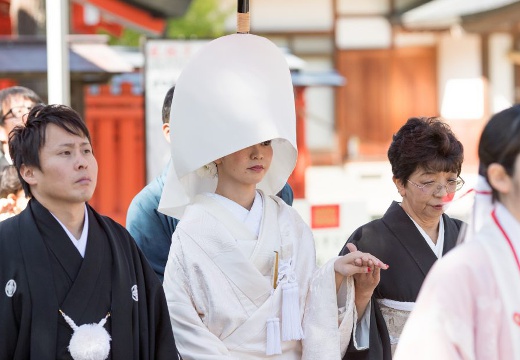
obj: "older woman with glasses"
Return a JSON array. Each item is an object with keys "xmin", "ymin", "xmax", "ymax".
[
  {"xmin": 395, "ymin": 105, "xmax": 520, "ymax": 360},
  {"xmin": 339, "ymin": 117, "xmax": 465, "ymax": 360},
  {"xmin": 0, "ymin": 86, "xmax": 41, "ymax": 174}
]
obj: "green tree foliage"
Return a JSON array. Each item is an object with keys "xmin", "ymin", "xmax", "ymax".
[
  {"xmin": 166, "ymin": 0, "xmax": 233, "ymax": 39},
  {"xmin": 98, "ymin": 0, "xmax": 232, "ymax": 46},
  {"xmin": 101, "ymin": 28, "xmax": 143, "ymax": 47}
]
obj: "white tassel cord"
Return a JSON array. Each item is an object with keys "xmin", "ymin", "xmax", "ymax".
[
  {"xmin": 281, "ymin": 281, "xmax": 304, "ymax": 341},
  {"xmin": 266, "ymin": 287, "xmax": 282, "ymax": 356},
  {"xmin": 61, "ymin": 310, "xmax": 80, "ymax": 331},
  {"xmin": 277, "ymin": 259, "xmax": 304, "ymax": 342},
  {"xmin": 60, "ymin": 310, "xmax": 112, "ymax": 360},
  {"xmin": 266, "ymin": 317, "xmax": 282, "ymax": 355}
]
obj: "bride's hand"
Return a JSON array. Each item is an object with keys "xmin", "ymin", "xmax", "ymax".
[{"xmin": 334, "ymin": 243, "xmax": 388, "ymax": 277}]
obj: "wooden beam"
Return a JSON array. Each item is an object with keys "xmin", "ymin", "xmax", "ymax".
[
  {"xmin": 71, "ymin": 0, "xmax": 165, "ymax": 36},
  {"xmin": 481, "ymin": 34, "xmax": 489, "ymax": 79},
  {"xmin": 462, "ymin": 2, "xmax": 520, "ymax": 34},
  {"xmin": 389, "ymin": 0, "xmax": 435, "ymax": 24}
]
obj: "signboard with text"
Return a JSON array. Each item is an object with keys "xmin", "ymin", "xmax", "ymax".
[{"xmin": 144, "ymin": 39, "xmax": 208, "ymax": 181}]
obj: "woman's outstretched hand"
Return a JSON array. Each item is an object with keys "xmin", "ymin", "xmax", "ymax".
[
  {"xmin": 335, "ymin": 243, "xmax": 388, "ymax": 276},
  {"xmin": 334, "ymin": 243, "xmax": 388, "ymax": 292}
]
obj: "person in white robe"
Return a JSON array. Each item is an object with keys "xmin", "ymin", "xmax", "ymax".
[
  {"xmin": 394, "ymin": 104, "xmax": 520, "ymax": 360},
  {"xmin": 158, "ymin": 33, "xmax": 388, "ymax": 359}
]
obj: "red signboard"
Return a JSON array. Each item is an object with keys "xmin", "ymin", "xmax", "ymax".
[{"xmin": 311, "ymin": 204, "xmax": 340, "ymax": 229}]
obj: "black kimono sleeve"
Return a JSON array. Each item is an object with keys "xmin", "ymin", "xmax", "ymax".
[
  {"xmin": 136, "ymin": 247, "xmax": 180, "ymax": 360},
  {"xmin": 96, "ymin": 212, "xmax": 180, "ymax": 360},
  {"xmin": 340, "ymin": 227, "xmax": 392, "ymax": 360},
  {"xmin": 0, "ymin": 213, "xmax": 59, "ymax": 360},
  {"xmin": 0, "ymin": 221, "xmax": 30, "ymax": 360}
]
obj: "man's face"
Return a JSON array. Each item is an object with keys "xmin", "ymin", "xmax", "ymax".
[
  {"xmin": 22, "ymin": 123, "xmax": 98, "ymax": 209},
  {"xmin": 1, "ymin": 95, "xmax": 35, "ymax": 135}
]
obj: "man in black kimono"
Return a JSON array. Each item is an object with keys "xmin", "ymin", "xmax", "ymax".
[{"xmin": 0, "ymin": 104, "xmax": 179, "ymax": 359}]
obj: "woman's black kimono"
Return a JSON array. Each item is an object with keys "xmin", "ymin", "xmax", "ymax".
[{"xmin": 340, "ymin": 201, "xmax": 464, "ymax": 360}]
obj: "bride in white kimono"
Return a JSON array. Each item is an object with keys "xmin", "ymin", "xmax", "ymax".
[
  {"xmin": 394, "ymin": 104, "xmax": 520, "ymax": 359},
  {"xmin": 158, "ymin": 33, "xmax": 388, "ymax": 359}
]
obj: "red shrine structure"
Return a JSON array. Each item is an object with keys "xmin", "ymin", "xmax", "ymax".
[{"xmin": 0, "ymin": 0, "xmax": 341, "ymax": 224}]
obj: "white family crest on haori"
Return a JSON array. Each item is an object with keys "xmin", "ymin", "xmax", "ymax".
[
  {"xmin": 5, "ymin": 279, "xmax": 16, "ymax": 297},
  {"xmin": 131, "ymin": 285, "xmax": 138, "ymax": 301},
  {"xmin": 60, "ymin": 310, "xmax": 112, "ymax": 360},
  {"xmin": 158, "ymin": 33, "xmax": 298, "ymax": 219}
]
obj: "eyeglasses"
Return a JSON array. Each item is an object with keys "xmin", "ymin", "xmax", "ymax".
[
  {"xmin": 407, "ymin": 177, "xmax": 465, "ymax": 195},
  {"xmin": 1, "ymin": 105, "xmax": 33, "ymax": 124}
]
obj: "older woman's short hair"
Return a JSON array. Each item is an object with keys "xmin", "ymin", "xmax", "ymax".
[{"xmin": 388, "ymin": 117, "xmax": 464, "ymax": 181}]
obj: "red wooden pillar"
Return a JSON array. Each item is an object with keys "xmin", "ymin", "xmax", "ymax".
[
  {"xmin": 0, "ymin": 0, "xmax": 11, "ymax": 35},
  {"xmin": 84, "ymin": 82, "xmax": 145, "ymax": 225},
  {"xmin": 288, "ymin": 86, "xmax": 310, "ymax": 199}
]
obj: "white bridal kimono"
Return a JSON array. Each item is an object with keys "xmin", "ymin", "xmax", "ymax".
[
  {"xmin": 394, "ymin": 203, "xmax": 520, "ymax": 360},
  {"xmin": 163, "ymin": 191, "xmax": 363, "ymax": 359}
]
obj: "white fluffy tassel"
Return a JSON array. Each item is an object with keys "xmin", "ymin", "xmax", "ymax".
[
  {"xmin": 266, "ymin": 317, "xmax": 282, "ymax": 355},
  {"xmin": 281, "ymin": 282, "xmax": 304, "ymax": 341},
  {"xmin": 61, "ymin": 310, "xmax": 111, "ymax": 360}
]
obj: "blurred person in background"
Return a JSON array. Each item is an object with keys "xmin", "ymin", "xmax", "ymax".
[
  {"xmin": 395, "ymin": 105, "xmax": 520, "ymax": 359},
  {"xmin": 0, "ymin": 165, "xmax": 28, "ymax": 221},
  {"xmin": 0, "ymin": 86, "xmax": 42, "ymax": 173},
  {"xmin": 339, "ymin": 117, "xmax": 465, "ymax": 359}
]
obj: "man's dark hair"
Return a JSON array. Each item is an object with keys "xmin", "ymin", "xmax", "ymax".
[
  {"xmin": 161, "ymin": 86, "xmax": 175, "ymax": 124},
  {"xmin": 0, "ymin": 86, "xmax": 42, "ymax": 126},
  {"xmin": 8, "ymin": 104, "xmax": 92, "ymax": 197}
]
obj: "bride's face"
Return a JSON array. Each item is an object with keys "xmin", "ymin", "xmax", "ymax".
[{"xmin": 215, "ymin": 140, "xmax": 273, "ymax": 190}]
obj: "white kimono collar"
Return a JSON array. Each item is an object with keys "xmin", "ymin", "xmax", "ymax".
[
  {"xmin": 206, "ymin": 191, "xmax": 263, "ymax": 237},
  {"xmin": 189, "ymin": 191, "xmax": 281, "ymax": 306},
  {"xmin": 409, "ymin": 215, "xmax": 445, "ymax": 259},
  {"xmin": 494, "ymin": 202, "xmax": 520, "ymax": 254},
  {"xmin": 480, "ymin": 202, "xmax": 520, "ymax": 357},
  {"xmin": 50, "ymin": 205, "xmax": 89, "ymax": 257}
]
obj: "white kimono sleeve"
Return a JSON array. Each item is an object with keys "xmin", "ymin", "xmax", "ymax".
[
  {"xmin": 394, "ymin": 243, "xmax": 490, "ymax": 360},
  {"xmin": 353, "ymin": 303, "xmax": 371, "ymax": 349},
  {"xmin": 163, "ymin": 233, "xmax": 239, "ymax": 360},
  {"xmin": 302, "ymin": 256, "xmax": 357, "ymax": 359}
]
